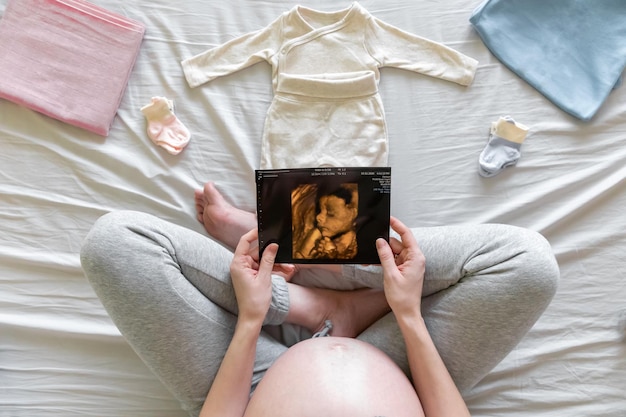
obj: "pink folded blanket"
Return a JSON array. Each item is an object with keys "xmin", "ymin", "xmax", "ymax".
[{"xmin": 0, "ymin": 0, "xmax": 145, "ymax": 136}]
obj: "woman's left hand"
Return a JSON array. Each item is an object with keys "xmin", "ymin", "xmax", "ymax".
[
  {"xmin": 230, "ymin": 228, "xmax": 278, "ymax": 324},
  {"xmin": 243, "ymin": 236, "xmax": 296, "ymax": 282}
]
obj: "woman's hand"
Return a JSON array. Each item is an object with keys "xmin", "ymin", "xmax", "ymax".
[
  {"xmin": 202, "ymin": 228, "xmax": 277, "ymax": 417},
  {"xmin": 230, "ymin": 228, "xmax": 278, "ymax": 324},
  {"xmin": 376, "ymin": 217, "xmax": 426, "ymax": 319},
  {"xmin": 242, "ymin": 234, "xmax": 297, "ymax": 282},
  {"xmin": 378, "ymin": 218, "xmax": 471, "ymax": 417}
]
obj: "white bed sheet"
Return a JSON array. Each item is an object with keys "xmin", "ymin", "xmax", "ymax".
[{"xmin": 1, "ymin": 0, "xmax": 625, "ymax": 416}]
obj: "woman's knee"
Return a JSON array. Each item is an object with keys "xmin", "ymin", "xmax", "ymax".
[
  {"xmin": 80, "ymin": 210, "xmax": 149, "ymax": 279},
  {"xmin": 509, "ymin": 227, "xmax": 560, "ymax": 306}
]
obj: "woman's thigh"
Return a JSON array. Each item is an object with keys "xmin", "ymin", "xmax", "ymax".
[
  {"xmin": 357, "ymin": 223, "xmax": 559, "ymax": 392},
  {"xmin": 80, "ymin": 211, "xmax": 288, "ymax": 415}
]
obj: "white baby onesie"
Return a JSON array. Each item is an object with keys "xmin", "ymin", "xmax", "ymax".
[{"xmin": 181, "ymin": 2, "xmax": 478, "ymax": 169}]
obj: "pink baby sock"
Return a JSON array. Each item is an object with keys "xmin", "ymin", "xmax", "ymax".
[{"xmin": 141, "ymin": 97, "xmax": 191, "ymax": 155}]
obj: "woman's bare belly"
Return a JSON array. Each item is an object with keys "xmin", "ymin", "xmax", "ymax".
[{"xmin": 244, "ymin": 337, "xmax": 424, "ymax": 417}]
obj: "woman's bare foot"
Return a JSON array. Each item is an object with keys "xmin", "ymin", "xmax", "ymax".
[
  {"xmin": 286, "ymin": 285, "xmax": 390, "ymax": 338},
  {"xmin": 194, "ymin": 182, "xmax": 257, "ymax": 250},
  {"xmin": 319, "ymin": 288, "xmax": 391, "ymax": 337}
]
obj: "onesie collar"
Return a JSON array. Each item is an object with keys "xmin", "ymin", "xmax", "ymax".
[{"xmin": 292, "ymin": 2, "xmax": 360, "ymax": 32}]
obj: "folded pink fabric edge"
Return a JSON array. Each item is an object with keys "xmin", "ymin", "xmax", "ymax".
[
  {"xmin": 58, "ymin": 0, "xmax": 145, "ymax": 32},
  {"xmin": 0, "ymin": 0, "xmax": 146, "ymax": 136}
]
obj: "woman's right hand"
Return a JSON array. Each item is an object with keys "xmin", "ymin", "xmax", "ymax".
[
  {"xmin": 378, "ymin": 218, "xmax": 472, "ymax": 417},
  {"xmin": 376, "ymin": 217, "xmax": 426, "ymax": 319}
]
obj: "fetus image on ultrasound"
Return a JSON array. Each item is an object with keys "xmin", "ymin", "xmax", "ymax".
[{"xmin": 292, "ymin": 183, "xmax": 358, "ymax": 260}]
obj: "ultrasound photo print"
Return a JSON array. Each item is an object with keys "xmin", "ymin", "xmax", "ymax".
[
  {"xmin": 256, "ymin": 167, "xmax": 391, "ymax": 264},
  {"xmin": 291, "ymin": 182, "xmax": 359, "ymax": 260}
]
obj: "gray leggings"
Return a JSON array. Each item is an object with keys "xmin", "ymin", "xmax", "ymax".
[{"xmin": 80, "ymin": 211, "xmax": 559, "ymax": 416}]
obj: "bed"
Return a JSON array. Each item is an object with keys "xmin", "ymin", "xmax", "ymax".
[{"xmin": 1, "ymin": 0, "xmax": 624, "ymax": 415}]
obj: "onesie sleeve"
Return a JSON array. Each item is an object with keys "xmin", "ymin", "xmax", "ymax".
[
  {"xmin": 364, "ymin": 16, "xmax": 478, "ymax": 86},
  {"xmin": 181, "ymin": 14, "xmax": 284, "ymax": 88}
]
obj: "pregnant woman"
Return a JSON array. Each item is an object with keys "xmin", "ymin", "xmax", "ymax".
[{"xmin": 80, "ymin": 205, "xmax": 558, "ymax": 416}]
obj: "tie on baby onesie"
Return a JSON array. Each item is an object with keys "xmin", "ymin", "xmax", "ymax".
[
  {"xmin": 478, "ymin": 116, "xmax": 529, "ymax": 177},
  {"xmin": 141, "ymin": 97, "xmax": 191, "ymax": 155}
]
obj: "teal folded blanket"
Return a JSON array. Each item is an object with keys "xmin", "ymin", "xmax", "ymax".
[{"xmin": 470, "ymin": 0, "xmax": 626, "ymax": 121}]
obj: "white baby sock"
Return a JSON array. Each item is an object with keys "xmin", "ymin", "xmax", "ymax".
[
  {"xmin": 478, "ymin": 116, "xmax": 529, "ymax": 177},
  {"xmin": 141, "ymin": 97, "xmax": 191, "ymax": 155}
]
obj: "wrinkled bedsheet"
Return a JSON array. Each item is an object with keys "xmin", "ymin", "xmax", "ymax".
[{"xmin": 1, "ymin": 0, "xmax": 625, "ymax": 415}]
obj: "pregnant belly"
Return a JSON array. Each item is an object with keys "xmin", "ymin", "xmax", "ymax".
[{"xmin": 243, "ymin": 337, "xmax": 424, "ymax": 417}]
